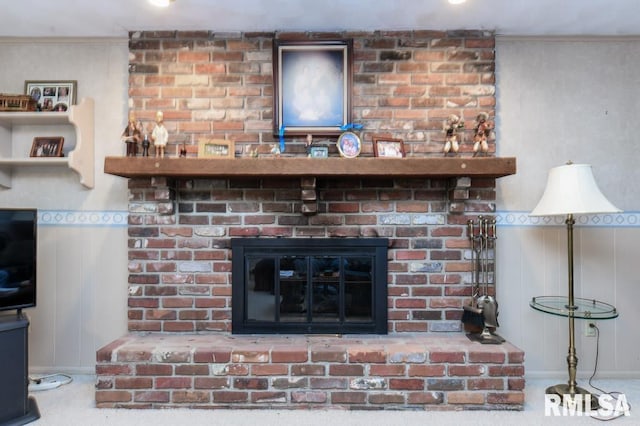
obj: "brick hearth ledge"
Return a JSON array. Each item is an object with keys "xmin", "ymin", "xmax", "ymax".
[{"xmin": 96, "ymin": 333, "xmax": 524, "ymax": 410}]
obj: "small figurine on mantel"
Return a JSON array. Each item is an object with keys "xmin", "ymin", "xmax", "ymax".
[
  {"xmin": 473, "ymin": 112, "xmax": 493, "ymax": 156},
  {"xmin": 151, "ymin": 110, "xmax": 168, "ymax": 158},
  {"xmin": 443, "ymin": 114, "xmax": 464, "ymax": 155},
  {"xmin": 141, "ymin": 132, "xmax": 151, "ymax": 157},
  {"xmin": 306, "ymin": 134, "xmax": 313, "ymax": 157},
  {"xmin": 121, "ymin": 111, "xmax": 141, "ymax": 157}
]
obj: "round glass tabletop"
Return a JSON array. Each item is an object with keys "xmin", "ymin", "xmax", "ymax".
[{"xmin": 529, "ymin": 296, "xmax": 618, "ymax": 319}]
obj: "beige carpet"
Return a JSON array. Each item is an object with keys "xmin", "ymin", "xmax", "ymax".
[{"xmin": 28, "ymin": 375, "xmax": 638, "ymax": 425}]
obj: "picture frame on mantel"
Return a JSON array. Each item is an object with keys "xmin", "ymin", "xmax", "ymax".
[
  {"xmin": 309, "ymin": 146, "xmax": 329, "ymax": 158},
  {"xmin": 273, "ymin": 39, "xmax": 353, "ymax": 136},
  {"xmin": 24, "ymin": 80, "xmax": 77, "ymax": 112},
  {"xmin": 197, "ymin": 139, "xmax": 235, "ymax": 159},
  {"xmin": 373, "ymin": 137, "xmax": 405, "ymax": 158}
]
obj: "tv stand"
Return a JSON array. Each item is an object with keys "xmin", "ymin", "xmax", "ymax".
[{"xmin": 0, "ymin": 311, "xmax": 40, "ymax": 425}]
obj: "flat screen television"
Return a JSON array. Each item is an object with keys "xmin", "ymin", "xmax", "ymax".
[{"xmin": 0, "ymin": 209, "xmax": 36, "ymax": 312}]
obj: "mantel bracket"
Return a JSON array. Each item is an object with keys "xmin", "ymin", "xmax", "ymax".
[{"xmin": 300, "ymin": 177, "xmax": 317, "ymax": 215}]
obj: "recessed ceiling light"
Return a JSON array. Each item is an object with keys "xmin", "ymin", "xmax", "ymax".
[
  {"xmin": 448, "ymin": 0, "xmax": 467, "ymax": 4},
  {"xmin": 149, "ymin": 0, "xmax": 175, "ymax": 7}
]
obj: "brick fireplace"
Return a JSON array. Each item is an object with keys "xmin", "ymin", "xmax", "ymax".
[
  {"xmin": 96, "ymin": 30, "xmax": 524, "ymax": 410},
  {"xmin": 96, "ymin": 173, "xmax": 523, "ymax": 409},
  {"xmin": 123, "ymin": 174, "xmax": 503, "ymax": 334}
]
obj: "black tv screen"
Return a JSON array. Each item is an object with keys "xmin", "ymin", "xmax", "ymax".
[{"xmin": 0, "ymin": 209, "xmax": 36, "ymax": 312}]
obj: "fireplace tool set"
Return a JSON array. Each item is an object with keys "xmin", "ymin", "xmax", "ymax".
[{"xmin": 462, "ymin": 216, "xmax": 505, "ymax": 344}]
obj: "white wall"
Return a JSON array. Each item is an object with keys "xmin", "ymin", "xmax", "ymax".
[
  {"xmin": 495, "ymin": 37, "xmax": 640, "ymax": 378},
  {"xmin": 0, "ymin": 38, "xmax": 130, "ymax": 373}
]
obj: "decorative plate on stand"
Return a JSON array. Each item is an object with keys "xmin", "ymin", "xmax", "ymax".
[{"xmin": 336, "ymin": 131, "xmax": 361, "ymax": 158}]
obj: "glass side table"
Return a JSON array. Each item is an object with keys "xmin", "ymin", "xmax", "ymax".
[
  {"xmin": 530, "ymin": 296, "xmax": 618, "ymax": 320},
  {"xmin": 530, "ymin": 295, "xmax": 618, "ymax": 410}
]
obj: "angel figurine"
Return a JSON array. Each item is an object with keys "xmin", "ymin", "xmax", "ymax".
[
  {"xmin": 473, "ymin": 112, "xmax": 493, "ymax": 155},
  {"xmin": 443, "ymin": 114, "xmax": 464, "ymax": 154}
]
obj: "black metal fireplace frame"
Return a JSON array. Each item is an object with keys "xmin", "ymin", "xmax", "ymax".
[{"xmin": 231, "ymin": 238, "xmax": 388, "ymax": 334}]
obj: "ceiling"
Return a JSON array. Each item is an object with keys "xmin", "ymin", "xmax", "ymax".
[{"xmin": 2, "ymin": 0, "xmax": 640, "ymax": 38}]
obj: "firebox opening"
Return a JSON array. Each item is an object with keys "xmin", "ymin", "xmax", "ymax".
[{"xmin": 231, "ymin": 238, "xmax": 388, "ymax": 334}]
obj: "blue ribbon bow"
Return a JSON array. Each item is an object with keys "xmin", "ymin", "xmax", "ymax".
[
  {"xmin": 340, "ymin": 123, "xmax": 363, "ymax": 132},
  {"xmin": 278, "ymin": 127, "xmax": 286, "ymax": 153}
]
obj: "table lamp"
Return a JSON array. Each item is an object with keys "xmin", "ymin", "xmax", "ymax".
[{"xmin": 530, "ymin": 162, "xmax": 621, "ymax": 404}]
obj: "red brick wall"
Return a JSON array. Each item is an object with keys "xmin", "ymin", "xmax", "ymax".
[
  {"xmin": 126, "ymin": 31, "xmax": 497, "ymax": 334},
  {"xmin": 128, "ymin": 30, "xmax": 495, "ymax": 155}
]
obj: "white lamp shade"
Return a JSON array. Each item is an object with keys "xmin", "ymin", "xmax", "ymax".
[{"xmin": 530, "ymin": 163, "xmax": 621, "ymax": 217}]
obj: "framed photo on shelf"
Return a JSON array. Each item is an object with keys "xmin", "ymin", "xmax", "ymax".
[
  {"xmin": 336, "ymin": 131, "xmax": 361, "ymax": 158},
  {"xmin": 373, "ymin": 137, "xmax": 405, "ymax": 158},
  {"xmin": 197, "ymin": 139, "xmax": 235, "ymax": 159},
  {"xmin": 309, "ymin": 146, "xmax": 329, "ymax": 158},
  {"xmin": 24, "ymin": 80, "xmax": 77, "ymax": 112},
  {"xmin": 273, "ymin": 39, "xmax": 353, "ymax": 136},
  {"xmin": 30, "ymin": 137, "xmax": 64, "ymax": 157}
]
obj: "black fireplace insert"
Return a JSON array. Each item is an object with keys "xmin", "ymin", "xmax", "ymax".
[{"xmin": 231, "ymin": 238, "xmax": 388, "ymax": 334}]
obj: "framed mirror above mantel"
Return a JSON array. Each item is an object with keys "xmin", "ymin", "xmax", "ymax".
[{"xmin": 103, "ymin": 156, "xmax": 516, "ymax": 180}]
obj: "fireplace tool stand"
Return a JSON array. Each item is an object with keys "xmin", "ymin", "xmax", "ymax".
[{"xmin": 462, "ymin": 216, "xmax": 505, "ymax": 344}]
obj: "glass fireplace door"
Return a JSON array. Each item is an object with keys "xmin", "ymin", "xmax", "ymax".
[{"xmin": 233, "ymin": 238, "xmax": 387, "ymax": 334}]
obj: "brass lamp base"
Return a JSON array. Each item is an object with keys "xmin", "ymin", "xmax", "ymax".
[{"xmin": 546, "ymin": 383, "xmax": 599, "ymax": 410}]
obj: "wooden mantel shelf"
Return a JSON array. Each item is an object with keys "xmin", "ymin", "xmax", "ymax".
[{"xmin": 104, "ymin": 156, "xmax": 516, "ymax": 179}]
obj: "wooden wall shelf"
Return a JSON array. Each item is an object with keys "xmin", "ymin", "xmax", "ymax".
[
  {"xmin": 104, "ymin": 156, "xmax": 516, "ymax": 180},
  {"xmin": 0, "ymin": 98, "xmax": 94, "ymax": 189}
]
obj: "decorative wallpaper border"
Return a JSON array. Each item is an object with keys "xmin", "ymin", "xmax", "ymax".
[
  {"xmin": 38, "ymin": 210, "xmax": 128, "ymax": 227},
  {"xmin": 495, "ymin": 211, "xmax": 639, "ymax": 227},
  {"xmin": 35, "ymin": 210, "xmax": 638, "ymax": 228}
]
